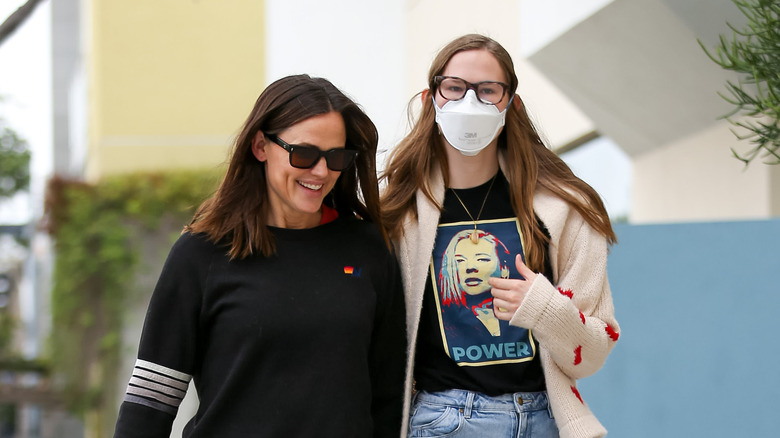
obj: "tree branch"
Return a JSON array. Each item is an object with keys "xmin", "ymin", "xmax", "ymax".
[{"xmin": 0, "ymin": 0, "xmax": 46, "ymax": 47}]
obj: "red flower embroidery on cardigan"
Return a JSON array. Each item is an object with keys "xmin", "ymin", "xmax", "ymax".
[
  {"xmin": 579, "ymin": 311, "xmax": 586, "ymax": 324},
  {"xmin": 558, "ymin": 287, "xmax": 573, "ymax": 299},
  {"xmin": 605, "ymin": 324, "xmax": 620, "ymax": 341},
  {"xmin": 571, "ymin": 386, "xmax": 584, "ymax": 404},
  {"xmin": 573, "ymin": 345, "xmax": 582, "ymax": 365}
]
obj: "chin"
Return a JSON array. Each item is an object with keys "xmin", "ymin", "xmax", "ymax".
[{"xmin": 296, "ymin": 201, "xmax": 325, "ymax": 214}]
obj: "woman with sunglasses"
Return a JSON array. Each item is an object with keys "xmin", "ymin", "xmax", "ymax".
[
  {"xmin": 381, "ymin": 34, "xmax": 620, "ymax": 438},
  {"xmin": 113, "ymin": 74, "xmax": 407, "ymax": 438}
]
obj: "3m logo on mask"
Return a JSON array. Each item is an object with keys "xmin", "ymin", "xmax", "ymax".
[{"xmin": 464, "ymin": 132, "xmax": 477, "ymax": 139}]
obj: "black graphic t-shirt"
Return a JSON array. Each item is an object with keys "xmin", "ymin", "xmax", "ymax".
[{"xmin": 414, "ymin": 171, "xmax": 547, "ymax": 395}]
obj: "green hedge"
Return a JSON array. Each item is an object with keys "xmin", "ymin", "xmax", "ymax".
[{"xmin": 44, "ymin": 169, "xmax": 221, "ymax": 421}]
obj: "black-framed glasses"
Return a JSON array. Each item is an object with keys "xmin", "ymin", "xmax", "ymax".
[
  {"xmin": 268, "ymin": 135, "xmax": 358, "ymax": 171},
  {"xmin": 433, "ymin": 76, "xmax": 509, "ymax": 105}
]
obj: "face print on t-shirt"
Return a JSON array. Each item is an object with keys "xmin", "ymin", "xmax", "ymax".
[
  {"xmin": 454, "ymin": 236, "xmax": 501, "ymax": 295},
  {"xmin": 431, "ymin": 218, "xmax": 537, "ymax": 366}
]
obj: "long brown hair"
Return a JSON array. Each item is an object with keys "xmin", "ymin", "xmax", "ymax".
[
  {"xmin": 187, "ymin": 74, "xmax": 386, "ymax": 259},
  {"xmin": 380, "ymin": 34, "xmax": 615, "ymax": 272}
]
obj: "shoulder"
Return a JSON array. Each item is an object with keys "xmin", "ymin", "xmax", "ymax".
[
  {"xmin": 532, "ymin": 189, "xmax": 592, "ymax": 246},
  {"xmin": 533, "ymin": 189, "xmax": 578, "ymax": 224},
  {"xmin": 165, "ymin": 231, "xmax": 225, "ymax": 268},
  {"xmin": 172, "ymin": 231, "xmax": 219, "ymax": 252},
  {"xmin": 532, "ymin": 189, "xmax": 608, "ymax": 272}
]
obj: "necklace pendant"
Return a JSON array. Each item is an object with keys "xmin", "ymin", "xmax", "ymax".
[{"xmin": 450, "ymin": 174, "xmax": 498, "ymax": 247}]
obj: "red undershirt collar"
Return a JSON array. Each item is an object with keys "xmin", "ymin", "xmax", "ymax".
[{"xmin": 320, "ymin": 204, "xmax": 338, "ymax": 225}]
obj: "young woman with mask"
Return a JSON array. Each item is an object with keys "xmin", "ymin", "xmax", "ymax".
[
  {"xmin": 113, "ymin": 74, "xmax": 407, "ymax": 438},
  {"xmin": 381, "ymin": 34, "xmax": 620, "ymax": 438}
]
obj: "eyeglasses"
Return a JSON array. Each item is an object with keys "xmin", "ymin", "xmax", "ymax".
[
  {"xmin": 268, "ymin": 135, "xmax": 358, "ymax": 171},
  {"xmin": 433, "ymin": 76, "xmax": 509, "ymax": 105}
]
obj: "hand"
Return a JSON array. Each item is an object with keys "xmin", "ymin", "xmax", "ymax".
[
  {"xmin": 489, "ymin": 254, "xmax": 537, "ymax": 321},
  {"xmin": 474, "ymin": 304, "xmax": 502, "ymax": 337}
]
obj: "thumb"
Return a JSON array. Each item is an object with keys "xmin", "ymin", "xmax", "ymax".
[{"xmin": 515, "ymin": 254, "xmax": 533, "ymax": 278}]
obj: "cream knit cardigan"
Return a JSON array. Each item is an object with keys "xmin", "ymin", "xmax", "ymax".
[{"xmin": 395, "ymin": 158, "xmax": 620, "ymax": 438}]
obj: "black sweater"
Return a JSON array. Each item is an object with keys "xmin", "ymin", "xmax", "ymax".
[{"xmin": 113, "ymin": 217, "xmax": 407, "ymax": 437}]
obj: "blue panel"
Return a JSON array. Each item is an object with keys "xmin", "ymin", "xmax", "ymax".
[{"xmin": 578, "ymin": 219, "xmax": 780, "ymax": 437}]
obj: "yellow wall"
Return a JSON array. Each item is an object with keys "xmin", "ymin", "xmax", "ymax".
[{"xmin": 87, "ymin": 0, "xmax": 264, "ymax": 180}]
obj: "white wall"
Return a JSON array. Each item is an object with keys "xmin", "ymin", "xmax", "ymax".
[
  {"xmin": 263, "ymin": 0, "xmax": 605, "ymax": 171},
  {"xmin": 265, "ymin": 0, "xmax": 407, "ymax": 164},
  {"xmin": 519, "ymin": 0, "xmax": 613, "ymax": 56}
]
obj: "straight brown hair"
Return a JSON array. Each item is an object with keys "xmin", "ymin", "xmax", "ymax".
[
  {"xmin": 381, "ymin": 34, "xmax": 615, "ymax": 272},
  {"xmin": 186, "ymin": 74, "xmax": 387, "ymax": 259}
]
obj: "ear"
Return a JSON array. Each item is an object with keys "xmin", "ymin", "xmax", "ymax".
[
  {"xmin": 421, "ymin": 89, "xmax": 430, "ymax": 105},
  {"xmin": 251, "ymin": 131, "xmax": 268, "ymax": 162},
  {"xmin": 512, "ymin": 94, "xmax": 522, "ymax": 111}
]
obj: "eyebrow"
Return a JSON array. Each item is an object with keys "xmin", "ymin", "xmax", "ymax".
[
  {"xmin": 454, "ymin": 252, "xmax": 494, "ymax": 258},
  {"xmin": 272, "ymin": 135, "xmax": 346, "ymax": 149},
  {"xmin": 288, "ymin": 141, "xmax": 335, "ymax": 148}
]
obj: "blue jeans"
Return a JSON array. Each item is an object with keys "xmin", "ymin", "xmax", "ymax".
[{"xmin": 408, "ymin": 389, "xmax": 559, "ymax": 438}]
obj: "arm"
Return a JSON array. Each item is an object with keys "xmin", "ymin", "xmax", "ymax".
[
  {"xmin": 491, "ymin": 218, "xmax": 619, "ymax": 380},
  {"xmin": 113, "ymin": 234, "xmax": 208, "ymax": 437},
  {"xmin": 369, "ymin": 249, "xmax": 408, "ymax": 438}
]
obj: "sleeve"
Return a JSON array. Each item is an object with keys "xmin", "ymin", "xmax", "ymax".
[
  {"xmin": 510, "ymin": 215, "xmax": 620, "ymax": 380},
  {"xmin": 369, "ymin": 246, "xmax": 408, "ymax": 438},
  {"xmin": 113, "ymin": 233, "xmax": 209, "ymax": 438}
]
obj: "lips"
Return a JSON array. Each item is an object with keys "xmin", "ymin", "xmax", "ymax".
[
  {"xmin": 464, "ymin": 277, "xmax": 483, "ymax": 287},
  {"xmin": 298, "ymin": 180, "xmax": 323, "ymax": 191}
]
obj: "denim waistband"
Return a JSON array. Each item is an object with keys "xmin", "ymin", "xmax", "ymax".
[{"xmin": 414, "ymin": 389, "xmax": 550, "ymax": 413}]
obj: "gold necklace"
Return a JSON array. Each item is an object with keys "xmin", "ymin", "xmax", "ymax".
[{"xmin": 449, "ymin": 174, "xmax": 497, "ymax": 244}]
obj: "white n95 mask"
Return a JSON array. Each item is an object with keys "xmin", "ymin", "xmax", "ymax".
[{"xmin": 433, "ymin": 90, "xmax": 509, "ymax": 156}]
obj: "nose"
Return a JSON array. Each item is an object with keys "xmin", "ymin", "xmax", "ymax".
[
  {"xmin": 463, "ymin": 89, "xmax": 480, "ymax": 102},
  {"xmin": 309, "ymin": 156, "xmax": 330, "ymax": 176}
]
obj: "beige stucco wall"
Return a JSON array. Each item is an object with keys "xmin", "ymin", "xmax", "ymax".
[{"xmin": 631, "ymin": 119, "xmax": 780, "ymax": 223}]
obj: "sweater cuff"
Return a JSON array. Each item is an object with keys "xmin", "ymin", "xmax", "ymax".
[{"xmin": 509, "ymin": 274, "xmax": 557, "ymax": 329}]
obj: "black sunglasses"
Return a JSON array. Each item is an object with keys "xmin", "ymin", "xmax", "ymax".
[{"xmin": 267, "ymin": 135, "xmax": 358, "ymax": 171}]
